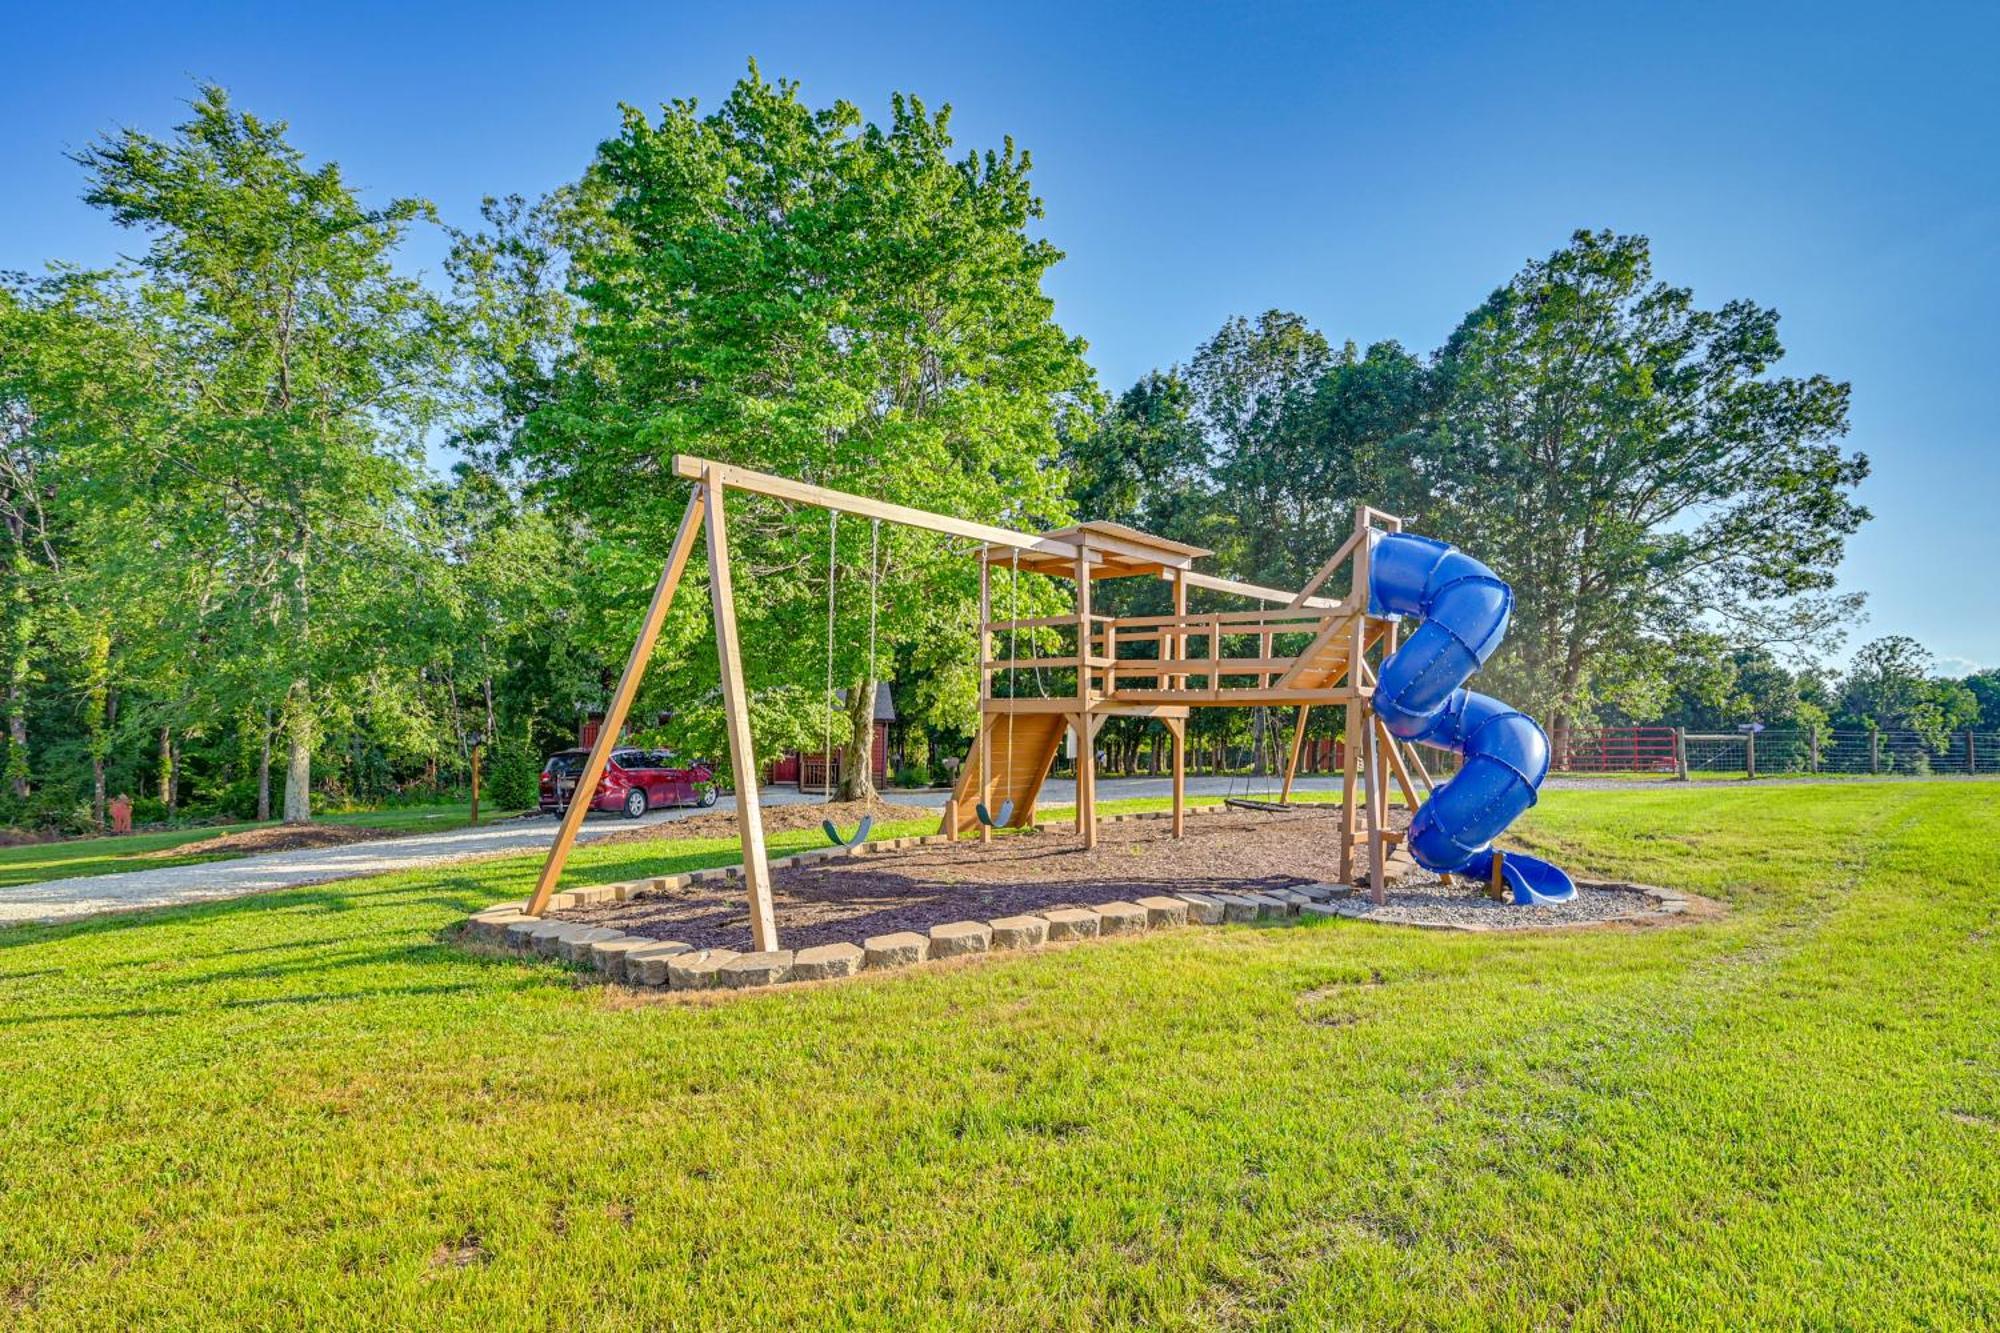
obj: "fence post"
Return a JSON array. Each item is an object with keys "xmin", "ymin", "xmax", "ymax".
[
  {"xmin": 1969, "ymin": 730, "xmax": 1977, "ymax": 776},
  {"xmin": 1810, "ymin": 725, "xmax": 1820, "ymax": 773},
  {"xmin": 1870, "ymin": 729, "xmax": 1880, "ymax": 775},
  {"xmin": 1746, "ymin": 730, "xmax": 1756, "ymax": 780},
  {"xmin": 1674, "ymin": 727, "xmax": 1688, "ymax": 781}
]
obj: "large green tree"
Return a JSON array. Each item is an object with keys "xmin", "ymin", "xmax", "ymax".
[
  {"xmin": 68, "ymin": 84, "xmax": 453, "ymax": 821},
  {"xmin": 1425, "ymin": 230, "xmax": 1867, "ymax": 742},
  {"xmin": 477, "ymin": 67, "xmax": 1096, "ymax": 798}
]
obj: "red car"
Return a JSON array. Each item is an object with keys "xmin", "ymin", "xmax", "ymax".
[{"xmin": 540, "ymin": 748, "xmax": 719, "ymax": 818}]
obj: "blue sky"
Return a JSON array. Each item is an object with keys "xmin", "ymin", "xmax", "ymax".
[{"xmin": 5, "ymin": 1, "xmax": 1996, "ymax": 674}]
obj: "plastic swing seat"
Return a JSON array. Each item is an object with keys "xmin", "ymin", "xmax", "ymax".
[
  {"xmin": 976, "ymin": 799, "xmax": 1014, "ymax": 828},
  {"xmin": 821, "ymin": 814, "xmax": 874, "ymax": 848}
]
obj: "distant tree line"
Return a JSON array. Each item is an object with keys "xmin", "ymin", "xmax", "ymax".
[{"xmin": 0, "ymin": 72, "xmax": 1982, "ymax": 833}]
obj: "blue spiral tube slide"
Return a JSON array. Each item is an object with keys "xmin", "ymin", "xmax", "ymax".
[{"xmin": 1366, "ymin": 532, "xmax": 1575, "ymax": 906}]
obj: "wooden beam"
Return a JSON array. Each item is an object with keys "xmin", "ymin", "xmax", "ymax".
[
  {"xmin": 1164, "ymin": 715, "xmax": 1186, "ymax": 839},
  {"xmin": 525, "ymin": 487, "xmax": 706, "ymax": 917},
  {"xmin": 704, "ymin": 474, "xmax": 778, "ymax": 951},
  {"xmin": 1287, "ymin": 526, "xmax": 1367, "ymax": 608},
  {"xmin": 1281, "ymin": 706, "xmax": 1310, "ymax": 803},
  {"xmin": 1174, "ymin": 568, "xmax": 1341, "ymax": 610},
  {"xmin": 672, "ymin": 455, "xmax": 1081, "ymax": 561}
]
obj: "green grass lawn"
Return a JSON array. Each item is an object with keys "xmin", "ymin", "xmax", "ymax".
[
  {"xmin": 1, "ymin": 783, "xmax": 1994, "ymax": 1327},
  {"xmin": 0, "ymin": 804, "xmax": 526, "ymax": 890}
]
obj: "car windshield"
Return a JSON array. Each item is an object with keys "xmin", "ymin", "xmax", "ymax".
[
  {"xmin": 545, "ymin": 752, "xmax": 587, "ymax": 777},
  {"xmin": 611, "ymin": 750, "xmax": 646, "ymax": 769}
]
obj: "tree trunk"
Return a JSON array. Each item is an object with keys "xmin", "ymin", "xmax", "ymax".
[
  {"xmin": 282, "ymin": 685, "xmax": 314, "ymax": 824},
  {"xmin": 4, "ymin": 681, "xmax": 26, "ymax": 798},
  {"xmin": 257, "ymin": 707, "xmax": 273, "ymax": 821},
  {"xmin": 838, "ymin": 680, "xmax": 877, "ymax": 802},
  {"xmin": 159, "ymin": 726, "xmax": 174, "ymax": 813}
]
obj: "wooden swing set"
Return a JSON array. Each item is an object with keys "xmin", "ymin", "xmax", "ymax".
[{"xmin": 520, "ymin": 457, "xmax": 1434, "ymax": 943}]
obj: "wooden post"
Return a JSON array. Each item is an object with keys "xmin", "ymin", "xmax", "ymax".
[
  {"xmin": 1674, "ymin": 726, "xmax": 1688, "ymax": 781},
  {"xmin": 1341, "ymin": 510, "xmax": 1373, "ymax": 885},
  {"xmin": 1810, "ymin": 725, "xmax": 1820, "ymax": 774},
  {"xmin": 703, "ymin": 474, "xmax": 779, "ymax": 952},
  {"xmin": 1280, "ymin": 706, "xmax": 1310, "ymax": 804},
  {"xmin": 1171, "ymin": 569, "xmax": 1187, "ymax": 692},
  {"xmin": 525, "ymin": 488, "xmax": 706, "ymax": 917},
  {"xmin": 1075, "ymin": 542, "xmax": 1097, "ymax": 849},
  {"xmin": 978, "ymin": 552, "xmax": 993, "ymax": 845},
  {"xmin": 1968, "ymin": 730, "xmax": 1977, "ymax": 775},
  {"xmin": 1167, "ymin": 715, "xmax": 1186, "ymax": 839},
  {"xmin": 1870, "ymin": 729, "xmax": 1880, "ymax": 775},
  {"xmin": 1746, "ymin": 729, "xmax": 1757, "ymax": 780},
  {"xmin": 944, "ymin": 797, "xmax": 960, "ymax": 842},
  {"xmin": 1364, "ymin": 712, "xmax": 1386, "ymax": 905},
  {"xmin": 469, "ymin": 742, "xmax": 482, "ymax": 826},
  {"xmin": 1372, "ymin": 716, "xmax": 1420, "ymax": 811}
]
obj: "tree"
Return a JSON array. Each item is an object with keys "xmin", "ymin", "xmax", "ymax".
[
  {"xmin": 1061, "ymin": 370, "xmax": 1210, "ymax": 545},
  {"xmin": 71, "ymin": 84, "xmax": 452, "ymax": 821},
  {"xmin": 480, "ymin": 66, "xmax": 1095, "ymax": 800},
  {"xmin": 1430, "ymin": 230, "xmax": 1868, "ymax": 744},
  {"xmin": 1960, "ymin": 669, "xmax": 1999, "ymax": 729},
  {"xmin": 1187, "ymin": 311, "xmax": 1334, "ymax": 586},
  {"xmin": 1838, "ymin": 636, "xmax": 1976, "ymax": 749}
]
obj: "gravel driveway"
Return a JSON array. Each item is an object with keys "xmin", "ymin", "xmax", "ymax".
[{"xmin": 6, "ymin": 771, "xmax": 1707, "ymax": 926}]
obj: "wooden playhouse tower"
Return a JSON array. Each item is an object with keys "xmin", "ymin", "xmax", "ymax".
[{"xmin": 945, "ymin": 503, "xmax": 1433, "ymax": 901}]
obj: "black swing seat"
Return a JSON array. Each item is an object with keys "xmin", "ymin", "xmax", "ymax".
[
  {"xmin": 975, "ymin": 799, "xmax": 1015, "ymax": 828},
  {"xmin": 821, "ymin": 814, "xmax": 874, "ymax": 848},
  {"xmin": 1222, "ymin": 797, "xmax": 1299, "ymax": 813}
]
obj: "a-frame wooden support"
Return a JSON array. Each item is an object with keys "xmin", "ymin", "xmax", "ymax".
[
  {"xmin": 525, "ymin": 486, "xmax": 707, "ymax": 918},
  {"xmin": 522, "ymin": 478, "xmax": 779, "ymax": 952}
]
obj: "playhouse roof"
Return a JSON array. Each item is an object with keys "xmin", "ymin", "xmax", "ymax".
[{"xmin": 984, "ymin": 520, "xmax": 1212, "ymax": 580}]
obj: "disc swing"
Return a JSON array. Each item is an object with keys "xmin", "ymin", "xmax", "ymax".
[
  {"xmin": 1224, "ymin": 706, "xmax": 1301, "ymax": 813},
  {"xmin": 819, "ymin": 514, "xmax": 882, "ymax": 849},
  {"xmin": 976, "ymin": 547, "xmax": 1024, "ymax": 828}
]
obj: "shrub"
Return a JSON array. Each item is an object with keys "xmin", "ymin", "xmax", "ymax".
[
  {"xmin": 892, "ymin": 762, "xmax": 933, "ymax": 789},
  {"xmin": 485, "ymin": 740, "xmax": 541, "ymax": 811}
]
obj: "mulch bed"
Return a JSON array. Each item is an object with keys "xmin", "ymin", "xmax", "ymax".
[{"xmin": 554, "ymin": 807, "xmax": 1420, "ymax": 953}]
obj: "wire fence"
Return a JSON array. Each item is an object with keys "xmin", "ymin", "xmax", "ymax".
[{"xmin": 1569, "ymin": 726, "xmax": 2000, "ymax": 777}]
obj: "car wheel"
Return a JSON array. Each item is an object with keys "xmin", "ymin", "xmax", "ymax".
[
  {"xmin": 623, "ymin": 788, "xmax": 649, "ymax": 819},
  {"xmin": 697, "ymin": 784, "xmax": 718, "ymax": 808}
]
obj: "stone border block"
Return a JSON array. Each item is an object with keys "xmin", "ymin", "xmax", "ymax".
[
  {"xmin": 1134, "ymin": 896, "xmax": 1189, "ymax": 928},
  {"xmin": 1211, "ymin": 893, "xmax": 1259, "ymax": 924},
  {"xmin": 558, "ymin": 926, "xmax": 623, "ymax": 963},
  {"xmin": 624, "ymin": 941, "xmax": 693, "ymax": 986},
  {"xmin": 721, "ymin": 950, "xmax": 794, "ymax": 989},
  {"xmin": 668, "ymin": 948, "xmax": 741, "ymax": 990},
  {"xmin": 988, "ymin": 915, "xmax": 1048, "ymax": 950},
  {"xmin": 1044, "ymin": 908, "xmax": 1101, "ymax": 942},
  {"xmin": 529, "ymin": 921, "xmax": 583, "ymax": 956},
  {"xmin": 928, "ymin": 921, "xmax": 992, "ymax": 959},
  {"xmin": 1093, "ymin": 902, "xmax": 1149, "ymax": 936},
  {"xmin": 790, "ymin": 942, "xmax": 865, "ymax": 981},
  {"xmin": 864, "ymin": 932, "xmax": 929, "ymax": 970},
  {"xmin": 1174, "ymin": 893, "xmax": 1225, "ymax": 925},
  {"xmin": 589, "ymin": 936, "xmax": 657, "ymax": 981}
]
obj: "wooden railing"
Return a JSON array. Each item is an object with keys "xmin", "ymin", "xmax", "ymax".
[{"xmin": 983, "ymin": 606, "xmax": 1362, "ymax": 702}]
